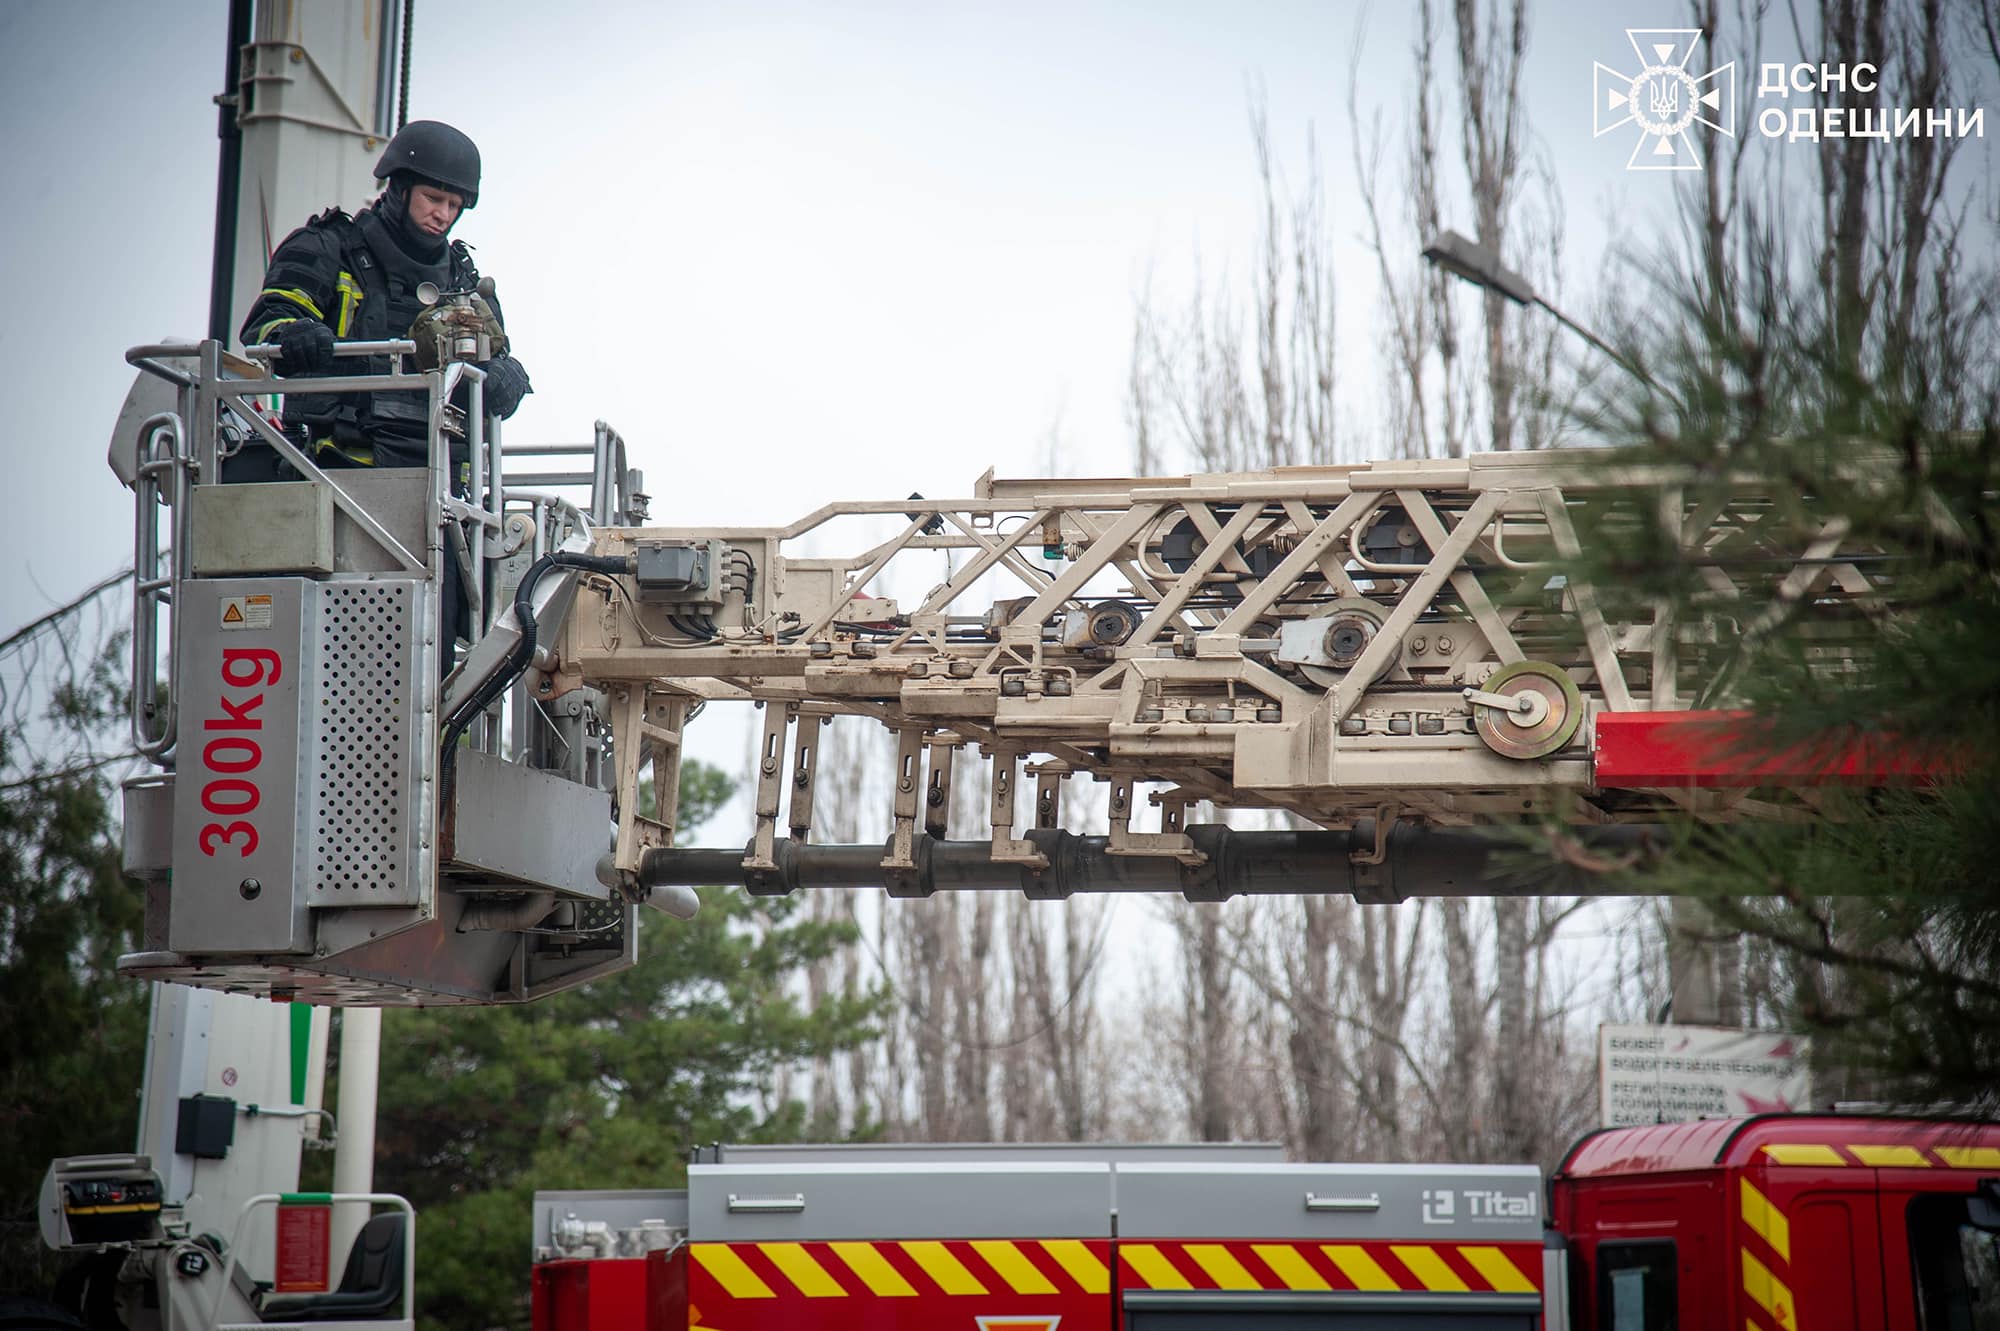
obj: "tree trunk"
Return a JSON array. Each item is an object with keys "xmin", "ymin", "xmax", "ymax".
[
  {"xmin": 1186, "ymin": 906, "xmax": 1236, "ymax": 1141},
  {"xmin": 1491, "ymin": 898, "xmax": 1532, "ymax": 1160},
  {"xmin": 1439, "ymin": 900, "xmax": 1483, "ymax": 1157},
  {"xmin": 1286, "ymin": 897, "xmax": 1344, "ymax": 1160},
  {"xmin": 952, "ymin": 895, "xmax": 995, "ymax": 1140}
]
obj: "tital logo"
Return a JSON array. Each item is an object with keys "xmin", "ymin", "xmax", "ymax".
[{"xmin": 1594, "ymin": 29, "xmax": 1737, "ymax": 170}]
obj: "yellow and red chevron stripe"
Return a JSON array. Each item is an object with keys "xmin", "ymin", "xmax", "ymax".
[
  {"xmin": 1758, "ymin": 1141, "xmax": 2000, "ymax": 1169},
  {"xmin": 1738, "ymin": 1176, "xmax": 1797, "ymax": 1331},
  {"xmin": 1117, "ymin": 1240, "xmax": 1542, "ymax": 1295},
  {"xmin": 692, "ymin": 1239, "xmax": 1113, "ymax": 1301},
  {"xmin": 691, "ymin": 1237, "xmax": 1543, "ymax": 1303}
]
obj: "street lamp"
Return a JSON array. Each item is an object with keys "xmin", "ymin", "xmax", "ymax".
[{"xmin": 1421, "ymin": 229, "xmax": 1671, "ymax": 403}]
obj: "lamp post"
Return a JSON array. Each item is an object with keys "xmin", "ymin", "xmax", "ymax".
[
  {"xmin": 1426, "ymin": 232, "xmax": 1723, "ymax": 1027},
  {"xmin": 1421, "ymin": 229, "xmax": 1672, "ymax": 403}
]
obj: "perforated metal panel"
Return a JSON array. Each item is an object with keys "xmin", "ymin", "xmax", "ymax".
[
  {"xmin": 307, "ymin": 581, "xmax": 429, "ymax": 907},
  {"xmin": 568, "ymin": 900, "xmax": 625, "ymax": 951},
  {"xmin": 169, "ymin": 579, "xmax": 312, "ymax": 954}
]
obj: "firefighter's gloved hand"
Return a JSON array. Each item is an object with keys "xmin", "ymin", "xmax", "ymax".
[
  {"xmin": 273, "ymin": 320, "xmax": 336, "ymax": 376},
  {"xmin": 481, "ymin": 354, "xmax": 532, "ymax": 420}
]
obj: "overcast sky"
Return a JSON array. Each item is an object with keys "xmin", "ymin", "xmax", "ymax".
[
  {"xmin": 0, "ymin": 1, "xmax": 1719, "ymax": 621},
  {"xmin": 6, "ymin": 0, "xmax": 1973, "ymax": 866}
]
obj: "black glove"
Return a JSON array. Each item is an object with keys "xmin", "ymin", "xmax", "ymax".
[
  {"xmin": 481, "ymin": 354, "xmax": 532, "ymax": 420},
  {"xmin": 273, "ymin": 319, "xmax": 336, "ymax": 375}
]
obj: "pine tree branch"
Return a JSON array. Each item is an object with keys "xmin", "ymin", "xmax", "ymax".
[{"xmin": 1721, "ymin": 891, "xmax": 2000, "ymax": 1003}]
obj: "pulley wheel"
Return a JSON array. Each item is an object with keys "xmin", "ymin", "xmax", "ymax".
[
  {"xmin": 1299, "ymin": 598, "xmax": 1398, "ymax": 691},
  {"xmin": 1086, "ymin": 601, "xmax": 1143, "ymax": 646},
  {"xmin": 1471, "ymin": 660, "xmax": 1583, "ymax": 760}
]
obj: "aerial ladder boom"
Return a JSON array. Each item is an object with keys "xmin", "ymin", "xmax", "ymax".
[
  {"xmin": 565, "ymin": 451, "xmax": 1907, "ymax": 899},
  {"xmin": 111, "ymin": 353, "xmax": 1916, "ymax": 1009}
]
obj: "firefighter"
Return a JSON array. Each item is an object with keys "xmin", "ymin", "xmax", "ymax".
[{"xmin": 232, "ymin": 119, "xmax": 532, "ymax": 482}]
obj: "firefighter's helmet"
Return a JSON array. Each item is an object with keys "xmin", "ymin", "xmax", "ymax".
[{"xmin": 374, "ymin": 120, "xmax": 481, "ymax": 208}]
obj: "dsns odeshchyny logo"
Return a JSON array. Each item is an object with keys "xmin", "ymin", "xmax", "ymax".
[{"xmin": 1594, "ymin": 29, "xmax": 1736, "ymax": 170}]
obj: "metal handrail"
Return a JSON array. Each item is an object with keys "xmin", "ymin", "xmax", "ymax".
[
  {"xmin": 592, "ymin": 420, "xmax": 616, "ymax": 525},
  {"xmin": 125, "ymin": 344, "xmax": 200, "ymax": 389},
  {"xmin": 131, "ymin": 413, "xmax": 187, "ymax": 760},
  {"xmin": 500, "ymin": 442, "xmax": 596, "ymax": 456},
  {"xmin": 239, "ymin": 338, "xmax": 418, "ymax": 360},
  {"xmin": 508, "ymin": 471, "xmax": 595, "ymax": 487},
  {"xmin": 119, "ymin": 337, "xmax": 626, "ymax": 773},
  {"xmin": 498, "ymin": 426, "xmax": 636, "ymax": 525}
]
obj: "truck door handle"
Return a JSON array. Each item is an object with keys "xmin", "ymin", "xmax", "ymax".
[
  {"xmin": 727, "ymin": 1194, "xmax": 806, "ymax": 1214},
  {"xmin": 1304, "ymin": 1192, "xmax": 1381, "ymax": 1212}
]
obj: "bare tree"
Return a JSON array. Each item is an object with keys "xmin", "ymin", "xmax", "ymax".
[
  {"xmin": 1004, "ymin": 895, "xmax": 1111, "ymax": 1139},
  {"xmin": 859, "ymin": 740, "xmax": 1117, "ymax": 1143},
  {"xmin": 1131, "ymin": 98, "xmax": 1344, "ymax": 473},
  {"xmin": 1433, "ymin": 901, "xmax": 1485, "ymax": 1155},
  {"xmin": 1280, "ymin": 898, "xmax": 1346, "ymax": 1160},
  {"xmin": 1182, "ymin": 903, "xmax": 1240, "ymax": 1140},
  {"xmin": 950, "ymin": 894, "xmax": 998, "ymax": 1140},
  {"xmin": 1351, "ymin": 3, "xmax": 1470, "ymax": 459},
  {"xmin": 1232, "ymin": 896, "xmax": 1429, "ymax": 1160},
  {"xmin": 1126, "ymin": 5, "xmax": 1596, "ymax": 1160},
  {"xmin": 1128, "ymin": 102, "xmax": 1358, "ymax": 1151},
  {"xmin": 1351, "ymin": 0, "xmax": 1570, "ymax": 461},
  {"xmin": 1354, "ymin": 0, "xmax": 1588, "ymax": 1163},
  {"xmin": 1346, "ymin": 906, "xmax": 1429, "ymax": 1159}
]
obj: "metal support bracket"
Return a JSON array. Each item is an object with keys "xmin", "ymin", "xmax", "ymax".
[
  {"xmin": 884, "ymin": 728, "xmax": 926, "ymax": 872},
  {"xmin": 745, "ymin": 703, "xmax": 795, "ymax": 871},
  {"xmin": 612, "ymin": 687, "xmax": 685, "ymax": 877},
  {"xmin": 1106, "ymin": 776, "xmax": 1205, "ymax": 863},
  {"xmin": 1350, "ymin": 804, "xmax": 1400, "ymax": 867},
  {"xmin": 787, "ymin": 716, "xmax": 824, "ymax": 843},
  {"xmin": 923, "ymin": 739, "xmax": 956, "ymax": 841},
  {"xmin": 987, "ymin": 748, "xmax": 1048, "ymax": 868},
  {"xmin": 1033, "ymin": 764, "xmax": 1065, "ymax": 831}
]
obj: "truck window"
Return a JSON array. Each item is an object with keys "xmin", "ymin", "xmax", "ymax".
[
  {"xmin": 1908, "ymin": 1194, "xmax": 2000, "ymax": 1331},
  {"xmin": 1596, "ymin": 1241, "xmax": 1676, "ymax": 1331}
]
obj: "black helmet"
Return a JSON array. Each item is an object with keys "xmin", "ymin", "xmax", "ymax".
[{"xmin": 374, "ymin": 120, "xmax": 481, "ymax": 208}]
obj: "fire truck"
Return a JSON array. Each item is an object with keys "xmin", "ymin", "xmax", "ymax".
[{"xmin": 528, "ymin": 1117, "xmax": 2000, "ymax": 1331}]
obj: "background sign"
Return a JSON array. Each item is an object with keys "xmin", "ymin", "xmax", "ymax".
[{"xmin": 1599, "ymin": 1023, "xmax": 1812, "ymax": 1126}]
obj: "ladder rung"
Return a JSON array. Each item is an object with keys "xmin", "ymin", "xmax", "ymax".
[{"xmin": 504, "ymin": 471, "xmax": 594, "ymax": 487}]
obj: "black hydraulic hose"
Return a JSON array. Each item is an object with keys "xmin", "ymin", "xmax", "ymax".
[
  {"xmin": 640, "ymin": 825, "xmax": 1673, "ymax": 904},
  {"xmin": 438, "ymin": 551, "xmax": 630, "ymax": 776},
  {"xmin": 206, "ymin": 0, "xmax": 254, "ymax": 343}
]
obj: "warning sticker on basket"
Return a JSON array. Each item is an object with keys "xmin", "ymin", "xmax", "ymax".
[{"xmin": 219, "ymin": 594, "xmax": 274, "ymax": 630}]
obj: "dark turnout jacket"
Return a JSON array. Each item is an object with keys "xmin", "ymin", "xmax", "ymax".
[{"xmin": 240, "ymin": 202, "xmax": 501, "ymax": 468}]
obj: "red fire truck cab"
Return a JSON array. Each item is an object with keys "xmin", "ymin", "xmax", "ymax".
[
  {"xmin": 531, "ymin": 1116, "xmax": 2000, "ymax": 1330},
  {"xmin": 1552, "ymin": 1113, "xmax": 2000, "ymax": 1330}
]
